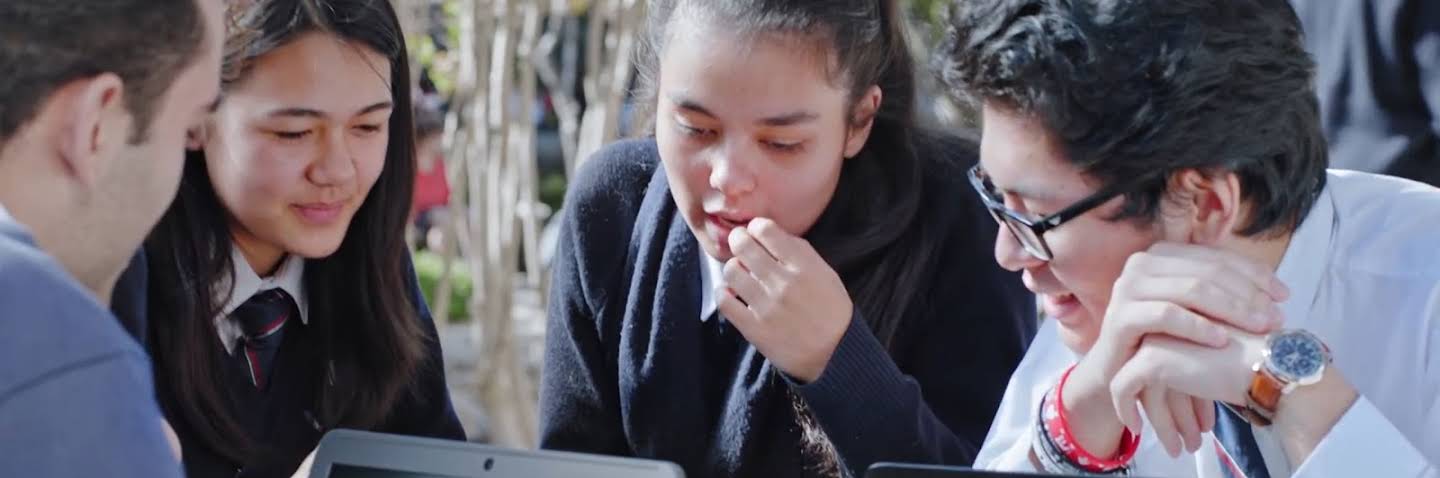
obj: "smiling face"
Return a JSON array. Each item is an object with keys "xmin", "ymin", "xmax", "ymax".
[
  {"xmin": 202, "ymin": 31, "xmax": 394, "ymax": 271},
  {"xmin": 654, "ymin": 18, "xmax": 876, "ymax": 261},
  {"xmin": 979, "ymin": 102, "xmax": 1165, "ymax": 353}
]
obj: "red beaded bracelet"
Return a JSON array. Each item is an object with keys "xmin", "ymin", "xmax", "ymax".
[{"xmin": 1042, "ymin": 364, "xmax": 1141, "ymax": 473}]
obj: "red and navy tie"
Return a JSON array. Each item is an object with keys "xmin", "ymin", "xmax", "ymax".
[{"xmin": 231, "ymin": 288, "xmax": 297, "ymax": 390}]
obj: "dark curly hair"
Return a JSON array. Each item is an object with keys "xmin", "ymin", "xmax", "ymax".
[{"xmin": 936, "ymin": 0, "xmax": 1328, "ymax": 237}]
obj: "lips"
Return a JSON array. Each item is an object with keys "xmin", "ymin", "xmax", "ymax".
[
  {"xmin": 292, "ymin": 201, "xmax": 347, "ymax": 225},
  {"xmin": 1041, "ymin": 292, "xmax": 1085, "ymax": 325},
  {"xmin": 704, "ymin": 211, "xmax": 754, "ymax": 254}
]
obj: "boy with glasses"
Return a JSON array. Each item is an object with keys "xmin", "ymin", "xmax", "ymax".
[{"xmin": 940, "ymin": 0, "xmax": 1439, "ymax": 476}]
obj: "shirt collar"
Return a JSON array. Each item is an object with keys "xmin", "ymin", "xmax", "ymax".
[
  {"xmin": 0, "ymin": 199, "xmax": 10, "ymax": 224},
  {"xmin": 1272, "ymin": 185, "xmax": 1336, "ymax": 326},
  {"xmin": 215, "ymin": 244, "xmax": 309, "ymax": 354},
  {"xmin": 698, "ymin": 248, "xmax": 725, "ymax": 322}
]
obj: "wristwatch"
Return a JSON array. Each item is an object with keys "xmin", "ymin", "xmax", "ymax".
[{"xmin": 1238, "ymin": 328, "xmax": 1332, "ymax": 426}]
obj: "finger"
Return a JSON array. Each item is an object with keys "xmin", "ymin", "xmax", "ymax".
[
  {"xmin": 1194, "ymin": 397, "xmax": 1216, "ymax": 434},
  {"xmin": 1145, "ymin": 243, "xmax": 1290, "ymax": 301},
  {"xmin": 1109, "ymin": 359, "xmax": 1147, "ymax": 437},
  {"xmin": 1138, "ymin": 386, "xmax": 1181, "ymax": 458},
  {"xmin": 1126, "ymin": 276, "xmax": 1281, "ymax": 334},
  {"xmin": 722, "ymin": 258, "xmax": 768, "ymax": 312},
  {"xmin": 716, "ymin": 286, "xmax": 759, "ymax": 331},
  {"xmin": 727, "ymin": 227, "xmax": 785, "ymax": 284},
  {"xmin": 1113, "ymin": 301, "xmax": 1230, "ymax": 348},
  {"xmin": 745, "ymin": 218, "xmax": 809, "ymax": 267},
  {"xmin": 1168, "ymin": 390, "xmax": 1202, "ymax": 453}
]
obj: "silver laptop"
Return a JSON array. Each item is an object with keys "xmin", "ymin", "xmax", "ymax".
[{"xmin": 310, "ymin": 429, "xmax": 685, "ymax": 478}]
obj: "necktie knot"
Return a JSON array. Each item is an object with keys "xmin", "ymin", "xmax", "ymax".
[
  {"xmin": 231, "ymin": 288, "xmax": 297, "ymax": 390},
  {"xmin": 234, "ymin": 288, "xmax": 294, "ymax": 341}
]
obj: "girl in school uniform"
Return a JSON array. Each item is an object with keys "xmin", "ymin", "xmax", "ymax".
[
  {"xmin": 537, "ymin": 1, "xmax": 1038, "ymax": 477},
  {"xmin": 134, "ymin": 1, "xmax": 464, "ymax": 476}
]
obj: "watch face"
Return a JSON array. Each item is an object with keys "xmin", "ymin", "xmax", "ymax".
[{"xmin": 1268, "ymin": 331, "xmax": 1326, "ymax": 382}]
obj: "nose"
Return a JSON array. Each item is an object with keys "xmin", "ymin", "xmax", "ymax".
[
  {"xmin": 307, "ymin": 129, "xmax": 358, "ymax": 187},
  {"xmin": 994, "ymin": 223, "xmax": 1044, "ymax": 272},
  {"xmin": 708, "ymin": 139, "xmax": 758, "ymax": 197}
]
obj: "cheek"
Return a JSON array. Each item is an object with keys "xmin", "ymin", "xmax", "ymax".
[
  {"xmin": 764, "ymin": 153, "xmax": 842, "ymax": 233},
  {"xmin": 657, "ymin": 137, "xmax": 710, "ymax": 209},
  {"xmin": 208, "ymin": 138, "xmax": 308, "ymax": 213},
  {"xmin": 1049, "ymin": 223, "xmax": 1156, "ymax": 312},
  {"xmin": 354, "ymin": 136, "xmax": 389, "ymax": 192}
]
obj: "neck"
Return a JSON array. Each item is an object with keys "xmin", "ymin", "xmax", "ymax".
[
  {"xmin": 231, "ymin": 227, "xmax": 286, "ymax": 278},
  {"xmin": 0, "ymin": 188, "xmax": 123, "ymax": 303},
  {"xmin": 1220, "ymin": 230, "xmax": 1294, "ymax": 274}
]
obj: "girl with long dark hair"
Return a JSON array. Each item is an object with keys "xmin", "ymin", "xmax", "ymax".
[
  {"xmin": 134, "ymin": 1, "xmax": 465, "ymax": 475},
  {"xmin": 538, "ymin": 1, "xmax": 1037, "ymax": 477}
]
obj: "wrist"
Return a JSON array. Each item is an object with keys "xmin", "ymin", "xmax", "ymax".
[
  {"xmin": 1272, "ymin": 367, "xmax": 1357, "ymax": 463},
  {"xmin": 1064, "ymin": 356, "xmax": 1128, "ymax": 457}
]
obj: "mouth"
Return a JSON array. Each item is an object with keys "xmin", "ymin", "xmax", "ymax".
[
  {"xmin": 292, "ymin": 201, "xmax": 348, "ymax": 225},
  {"xmin": 1040, "ymin": 291, "xmax": 1084, "ymax": 324},
  {"xmin": 703, "ymin": 211, "xmax": 755, "ymax": 251}
]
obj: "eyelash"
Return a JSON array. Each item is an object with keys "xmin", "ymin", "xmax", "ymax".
[
  {"xmin": 272, "ymin": 124, "xmax": 383, "ymax": 141},
  {"xmin": 676, "ymin": 123, "xmax": 804, "ymax": 153}
]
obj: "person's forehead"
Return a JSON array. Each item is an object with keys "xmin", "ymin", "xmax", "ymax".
[{"xmin": 977, "ymin": 103, "xmax": 1101, "ymax": 202}]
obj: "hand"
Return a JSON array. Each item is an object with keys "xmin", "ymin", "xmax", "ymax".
[
  {"xmin": 1064, "ymin": 243, "xmax": 1289, "ymax": 457},
  {"xmin": 717, "ymin": 218, "xmax": 854, "ymax": 383},
  {"xmin": 1109, "ymin": 332, "xmax": 1264, "ymax": 456}
]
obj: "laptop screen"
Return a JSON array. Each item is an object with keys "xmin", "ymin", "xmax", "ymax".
[{"xmin": 329, "ymin": 464, "xmax": 466, "ymax": 478}]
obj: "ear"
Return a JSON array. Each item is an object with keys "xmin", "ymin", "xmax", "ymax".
[
  {"xmin": 842, "ymin": 85, "xmax": 882, "ymax": 159},
  {"xmin": 1168, "ymin": 168, "xmax": 1245, "ymax": 246},
  {"xmin": 57, "ymin": 73, "xmax": 128, "ymax": 189},
  {"xmin": 186, "ymin": 122, "xmax": 209, "ymax": 151}
]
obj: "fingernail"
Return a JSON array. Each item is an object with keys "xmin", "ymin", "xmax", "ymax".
[{"xmin": 1271, "ymin": 277, "xmax": 1291, "ymax": 299}]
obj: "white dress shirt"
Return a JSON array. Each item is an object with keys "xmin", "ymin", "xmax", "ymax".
[
  {"xmin": 0, "ymin": 200, "xmax": 12, "ymax": 227},
  {"xmin": 213, "ymin": 246, "xmax": 309, "ymax": 355},
  {"xmin": 975, "ymin": 170, "xmax": 1440, "ymax": 477},
  {"xmin": 698, "ymin": 249, "xmax": 726, "ymax": 322}
]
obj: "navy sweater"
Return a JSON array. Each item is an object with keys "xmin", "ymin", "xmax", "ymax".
[
  {"xmin": 111, "ymin": 251, "xmax": 465, "ymax": 478},
  {"xmin": 538, "ymin": 136, "xmax": 1036, "ymax": 478}
]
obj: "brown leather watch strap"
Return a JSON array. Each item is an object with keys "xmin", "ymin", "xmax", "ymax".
[{"xmin": 1243, "ymin": 367, "xmax": 1283, "ymax": 426}]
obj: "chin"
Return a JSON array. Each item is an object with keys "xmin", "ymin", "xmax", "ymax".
[{"xmin": 287, "ymin": 237, "xmax": 346, "ymax": 260}]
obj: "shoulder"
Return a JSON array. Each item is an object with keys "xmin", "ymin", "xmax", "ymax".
[
  {"xmin": 566, "ymin": 138, "xmax": 663, "ymax": 218},
  {"xmin": 554, "ymin": 138, "xmax": 665, "ymax": 304},
  {"xmin": 1325, "ymin": 170, "xmax": 1440, "ymax": 282},
  {"xmin": 0, "ymin": 231, "xmax": 147, "ymax": 400}
]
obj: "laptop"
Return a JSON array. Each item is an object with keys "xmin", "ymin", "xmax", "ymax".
[
  {"xmin": 867, "ymin": 463, "xmax": 1090, "ymax": 478},
  {"xmin": 310, "ymin": 429, "xmax": 685, "ymax": 478}
]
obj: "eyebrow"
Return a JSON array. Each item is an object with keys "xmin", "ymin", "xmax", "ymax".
[
  {"xmin": 265, "ymin": 101, "xmax": 394, "ymax": 119},
  {"xmin": 669, "ymin": 93, "xmax": 818, "ymax": 127}
]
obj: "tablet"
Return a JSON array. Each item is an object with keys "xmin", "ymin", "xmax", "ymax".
[{"xmin": 310, "ymin": 429, "xmax": 685, "ymax": 478}]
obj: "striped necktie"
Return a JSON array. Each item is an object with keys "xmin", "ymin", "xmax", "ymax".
[
  {"xmin": 231, "ymin": 288, "xmax": 297, "ymax": 390},
  {"xmin": 1213, "ymin": 403, "xmax": 1271, "ymax": 478}
]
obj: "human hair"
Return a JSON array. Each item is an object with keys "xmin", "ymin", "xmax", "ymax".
[
  {"xmin": 0, "ymin": 0, "xmax": 204, "ymax": 144},
  {"xmin": 937, "ymin": 0, "xmax": 1328, "ymax": 237},
  {"xmin": 143, "ymin": 0, "xmax": 425, "ymax": 463},
  {"xmin": 635, "ymin": 0, "xmax": 936, "ymax": 473}
]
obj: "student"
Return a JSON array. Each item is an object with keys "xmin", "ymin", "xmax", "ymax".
[
  {"xmin": 938, "ymin": 0, "xmax": 1440, "ymax": 476},
  {"xmin": 122, "ymin": 1, "xmax": 465, "ymax": 476},
  {"xmin": 0, "ymin": 0, "xmax": 223, "ymax": 475},
  {"xmin": 538, "ymin": 1, "xmax": 1037, "ymax": 477}
]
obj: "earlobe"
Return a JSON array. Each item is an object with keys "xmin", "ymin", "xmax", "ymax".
[
  {"xmin": 843, "ymin": 85, "xmax": 883, "ymax": 159},
  {"xmin": 186, "ymin": 124, "xmax": 208, "ymax": 151},
  {"xmin": 58, "ymin": 74, "xmax": 127, "ymax": 189}
]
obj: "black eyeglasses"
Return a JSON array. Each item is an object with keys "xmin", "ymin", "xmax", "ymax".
[{"xmin": 967, "ymin": 164, "xmax": 1156, "ymax": 261}]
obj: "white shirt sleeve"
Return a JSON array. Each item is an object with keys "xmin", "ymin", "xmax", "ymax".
[{"xmin": 1291, "ymin": 395, "xmax": 1437, "ymax": 478}]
